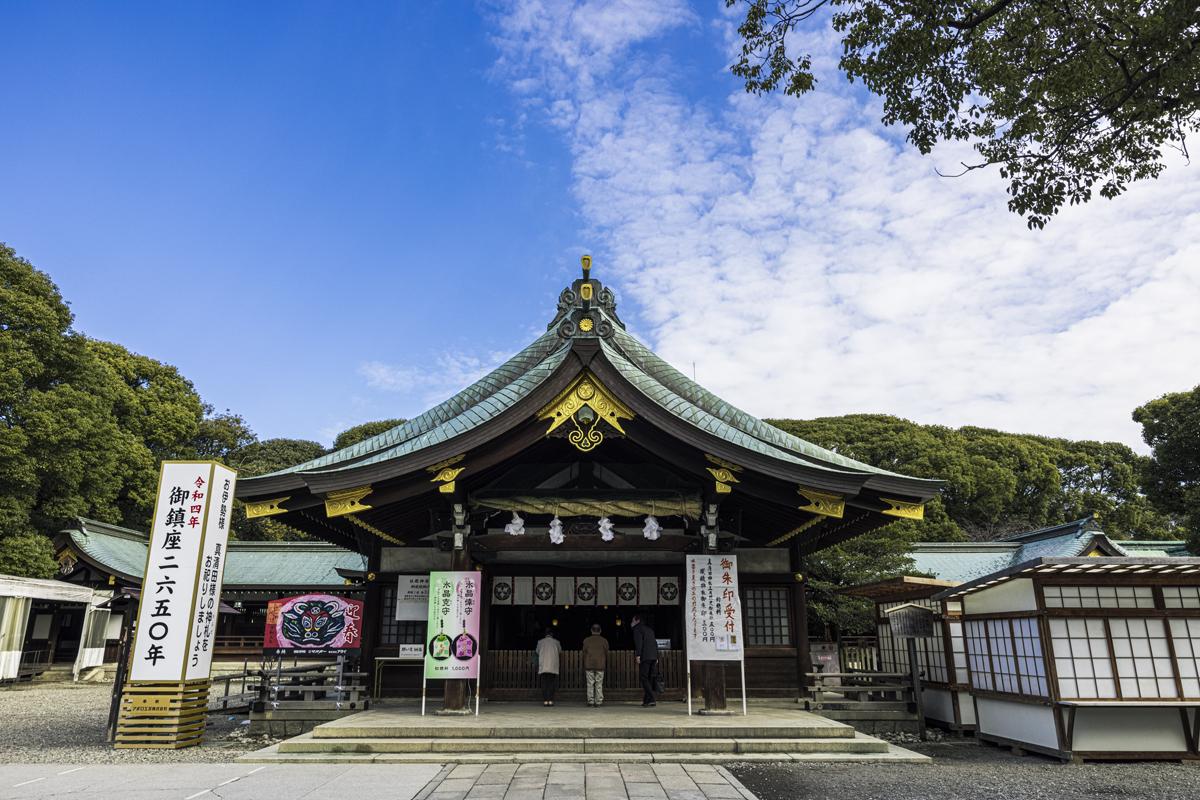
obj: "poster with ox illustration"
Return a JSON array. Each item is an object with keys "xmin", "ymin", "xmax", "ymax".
[{"xmin": 263, "ymin": 594, "xmax": 364, "ymax": 656}]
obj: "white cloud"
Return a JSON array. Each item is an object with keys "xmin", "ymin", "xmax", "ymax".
[
  {"xmin": 359, "ymin": 350, "xmax": 511, "ymax": 409},
  {"xmin": 489, "ymin": 0, "xmax": 1200, "ymax": 449}
]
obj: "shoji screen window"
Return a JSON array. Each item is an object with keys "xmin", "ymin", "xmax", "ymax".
[
  {"xmin": 948, "ymin": 621, "xmax": 969, "ymax": 685},
  {"xmin": 987, "ymin": 620, "xmax": 1019, "ymax": 694},
  {"xmin": 1049, "ymin": 618, "xmax": 1115, "ymax": 699},
  {"xmin": 965, "ymin": 620, "xmax": 993, "ymax": 691},
  {"xmin": 1012, "ymin": 618, "xmax": 1047, "ymax": 696},
  {"xmin": 1109, "ymin": 618, "xmax": 1176, "ymax": 698},
  {"xmin": 1169, "ymin": 618, "xmax": 1200, "ymax": 698}
]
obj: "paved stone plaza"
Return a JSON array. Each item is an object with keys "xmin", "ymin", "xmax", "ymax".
[{"xmin": 0, "ymin": 762, "xmax": 752, "ymax": 800}]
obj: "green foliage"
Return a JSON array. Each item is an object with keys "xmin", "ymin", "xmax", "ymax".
[
  {"xmin": 0, "ymin": 243, "xmax": 242, "ymax": 551},
  {"xmin": 728, "ymin": 0, "xmax": 1200, "ymax": 228},
  {"xmin": 768, "ymin": 414, "xmax": 1173, "ymax": 541},
  {"xmin": 332, "ymin": 418, "xmax": 406, "ymax": 451},
  {"xmin": 769, "ymin": 413, "xmax": 1176, "ymax": 634},
  {"xmin": 805, "ymin": 526, "xmax": 924, "ymax": 636},
  {"xmin": 0, "ymin": 532, "xmax": 58, "ymax": 578},
  {"xmin": 1134, "ymin": 385, "xmax": 1200, "ymax": 552},
  {"xmin": 227, "ymin": 438, "xmax": 328, "ymax": 541}
]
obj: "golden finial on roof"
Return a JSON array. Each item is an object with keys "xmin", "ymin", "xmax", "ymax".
[{"xmin": 581, "ymin": 254, "xmax": 592, "ymax": 279}]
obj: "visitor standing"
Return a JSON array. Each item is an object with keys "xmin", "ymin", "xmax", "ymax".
[
  {"xmin": 581, "ymin": 623, "xmax": 609, "ymax": 707},
  {"xmin": 631, "ymin": 614, "xmax": 659, "ymax": 707},
  {"xmin": 535, "ymin": 628, "xmax": 561, "ymax": 706}
]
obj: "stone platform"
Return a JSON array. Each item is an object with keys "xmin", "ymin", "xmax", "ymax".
[{"xmin": 238, "ymin": 701, "xmax": 929, "ymax": 764}]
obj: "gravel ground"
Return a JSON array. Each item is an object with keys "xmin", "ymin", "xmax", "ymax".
[
  {"xmin": 731, "ymin": 740, "xmax": 1200, "ymax": 800},
  {"xmin": 0, "ymin": 682, "xmax": 276, "ymax": 763}
]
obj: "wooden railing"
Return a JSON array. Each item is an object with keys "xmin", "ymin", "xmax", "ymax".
[
  {"xmin": 839, "ymin": 636, "xmax": 879, "ymax": 673},
  {"xmin": 214, "ymin": 635, "xmax": 263, "ymax": 655},
  {"xmin": 483, "ymin": 649, "xmax": 684, "ymax": 695}
]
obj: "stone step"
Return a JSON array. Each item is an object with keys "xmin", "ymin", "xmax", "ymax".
[
  {"xmin": 278, "ymin": 734, "xmax": 889, "ymax": 756},
  {"xmin": 311, "ymin": 723, "xmax": 856, "ymax": 740},
  {"xmin": 240, "ymin": 743, "xmax": 930, "ymax": 765},
  {"xmin": 810, "ymin": 701, "xmax": 911, "ymax": 711},
  {"xmin": 817, "ymin": 709, "xmax": 918, "ymax": 721}
]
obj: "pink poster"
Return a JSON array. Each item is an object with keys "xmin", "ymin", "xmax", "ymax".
[
  {"xmin": 424, "ymin": 571, "xmax": 481, "ymax": 680},
  {"xmin": 263, "ymin": 593, "xmax": 364, "ymax": 656}
]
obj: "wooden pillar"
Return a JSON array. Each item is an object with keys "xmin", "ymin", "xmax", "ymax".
[
  {"xmin": 361, "ymin": 538, "xmax": 383, "ymax": 695},
  {"xmin": 790, "ymin": 541, "xmax": 812, "ymax": 697},
  {"xmin": 442, "ymin": 540, "xmax": 471, "ymax": 711},
  {"xmin": 701, "ymin": 662, "xmax": 727, "ymax": 711}
]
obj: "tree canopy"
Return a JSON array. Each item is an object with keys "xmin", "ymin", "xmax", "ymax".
[
  {"xmin": 728, "ymin": 0, "xmax": 1200, "ymax": 229},
  {"xmin": 332, "ymin": 418, "xmax": 407, "ymax": 450},
  {"xmin": 1134, "ymin": 384, "xmax": 1200, "ymax": 551}
]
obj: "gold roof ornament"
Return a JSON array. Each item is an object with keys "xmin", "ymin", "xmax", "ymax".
[
  {"xmin": 537, "ymin": 370, "xmax": 634, "ymax": 452},
  {"xmin": 880, "ymin": 498, "xmax": 925, "ymax": 520},
  {"xmin": 325, "ymin": 485, "xmax": 373, "ymax": 517},
  {"xmin": 244, "ymin": 496, "xmax": 290, "ymax": 519},
  {"xmin": 797, "ymin": 486, "xmax": 845, "ymax": 518}
]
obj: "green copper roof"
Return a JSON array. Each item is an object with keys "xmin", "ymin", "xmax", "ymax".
[
  {"xmin": 237, "ymin": 267, "xmax": 941, "ymax": 498},
  {"xmin": 62, "ymin": 518, "xmax": 363, "ymax": 587}
]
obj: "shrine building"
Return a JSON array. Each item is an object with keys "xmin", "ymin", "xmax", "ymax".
[{"xmin": 234, "ymin": 257, "xmax": 943, "ymax": 703}]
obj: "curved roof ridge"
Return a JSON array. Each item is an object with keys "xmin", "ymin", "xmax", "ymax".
[
  {"xmin": 259, "ymin": 329, "xmax": 565, "ymax": 478},
  {"xmin": 609, "ymin": 327, "xmax": 907, "ymax": 478}
]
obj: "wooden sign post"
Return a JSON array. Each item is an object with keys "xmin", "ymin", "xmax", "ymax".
[{"xmin": 115, "ymin": 461, "xmax": 237, "ymax": 749}]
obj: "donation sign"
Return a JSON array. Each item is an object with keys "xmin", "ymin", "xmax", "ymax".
[
  {"xmin": 395, "ymin": 574, "xmax": 429, "ymax": 621},
  {"xmin": 685, "ymin": 555, "xmax": 744, "ymax": 661},
  {"xmin": 131, "ymin": 461, "xmax": 238, "ymax": 682},
  {"xmin": 263, "ymin": 594, "xmax": 364, "ymax": 656},
  {"xmin": 424, "ymin": 571, "xmax": 481, "ymax": 680}
]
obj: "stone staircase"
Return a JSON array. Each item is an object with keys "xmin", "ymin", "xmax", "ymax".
[{"xmin": 238, "ymin": 703, "xmax": 929, "ymax": 764}]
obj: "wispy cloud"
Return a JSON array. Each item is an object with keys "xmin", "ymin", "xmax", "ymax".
[
  {"xmin": 359, "ymin": 350, "xmax": 510, "ymax": 407},
  {"xmin": 489, "ymin": 0, "xmax": 1200, "ymax": 448}
]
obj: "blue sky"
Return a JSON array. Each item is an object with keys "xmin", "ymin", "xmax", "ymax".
[{"xmin": 3, "ymin": 1, "xmax": 1199, "ymax": 449}]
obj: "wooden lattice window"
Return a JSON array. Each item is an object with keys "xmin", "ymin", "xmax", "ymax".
[
  {"xmin": 379, "ymin": 583, "xmax": 426, "ymax": 646},
  {"xmin": 744, "ymin": 587, "xmax": 791, "ymax": 646}
]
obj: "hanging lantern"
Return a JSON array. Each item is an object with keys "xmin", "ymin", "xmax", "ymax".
[
  {"xmin": 549, "ymin": 515, "xmax": 565, "ymax": 545},
  {"xmin": 642, "ymin": 514, "xmax": 661, "ymax": 541},
  {"xmin": 598, "ymin": 516, "xmax": 615, "ymax": 542},
  {"xmin": 504, "ymin": 512, "xmax": 525, "ymax": 536}
]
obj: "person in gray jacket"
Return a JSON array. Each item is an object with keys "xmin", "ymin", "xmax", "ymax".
[
  {"xmin": 535, "ymin": 628, "xmax": 561, "ymax": 706},
  {"xmin": 631, "ymin": 614, "xmax": 659, "ymax": 707}
]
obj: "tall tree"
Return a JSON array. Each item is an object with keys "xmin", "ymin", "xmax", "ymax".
[
  {"xmin": 1134, "ymin": 385, "xmax": 1200, "ymax": 551},
  {"xmin": 728, "ymin": 0, "xmax": 1200, "ymax": 228},
  {"xmin": 1, "ymin": 243, "xmax": 132, "ymax": 554},
  {"xmin": 332, "ymin": 418, "xmax": 406, "ymax": 451}
]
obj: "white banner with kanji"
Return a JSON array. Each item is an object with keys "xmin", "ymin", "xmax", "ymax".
[
  {"xmin": 684, "ymin": 555, "xmax": 744, "ymax": 662},
  {"xmin": 130, "ymin": 461, "xmax": 238, "ymax": 682}
]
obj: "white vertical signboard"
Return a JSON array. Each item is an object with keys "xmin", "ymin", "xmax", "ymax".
[
  {"xmin": 185, "ymin": 464, "xmax": 236, "ymax": 680},
  {"xmin": 130, "ymin": 461, "xmax": 238, "ymax": 683},
  {"xmin": 685, "ymin": 554, "xmax": 747, "ymax": 715}
]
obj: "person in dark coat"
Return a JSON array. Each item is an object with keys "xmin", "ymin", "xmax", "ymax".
[{"xmin": 631, "ymin": 613, "xmax": 659, "ymax": 707}]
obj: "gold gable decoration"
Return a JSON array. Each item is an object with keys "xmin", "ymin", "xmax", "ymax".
[
  {"xmin": 797, "ymin": 486, "xmax": 845, "ymax": 518},
  {"xmin": 325, "ymin": 485, "xmax": 373, "ymax": 517},
  {"xmin": 244, "ymin": 496, "xmax": 290, "ymax": 519},
  {"xmin": 537, "ymin": 370, "xmax": 634, "ymax": 453},
  {"xmin": 880, "ymin": 498, "xmax": 925, "ymax": 520},
  {"xmin": 704, "ymin": 454, "xmax": 743, "ymax": 494},
  {"xmin": 427, "ymin": 456, "xmax": 467, "ymax": 494}
]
